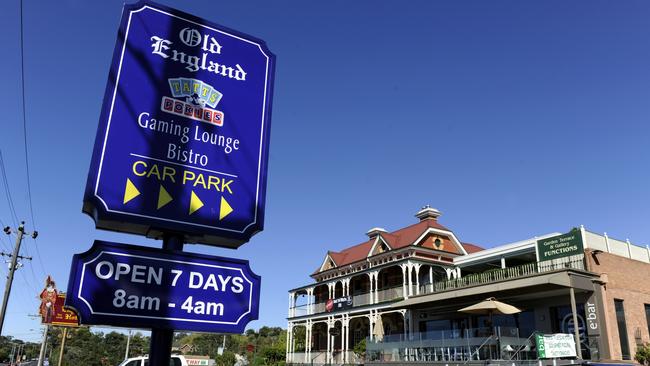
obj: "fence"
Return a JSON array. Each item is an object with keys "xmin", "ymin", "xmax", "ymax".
[
  {"xmin": 366, "ymin": 327, "xmax": 538, "ymax": 362},
  {"xmin": 421, "ymin": 257, "xmax": 584, "ymax": 295}
]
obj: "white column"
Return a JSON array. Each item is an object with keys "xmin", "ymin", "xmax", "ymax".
[
  {"xmin": 326, "ymin": 318, "xmax": 332, "ymax": 364},
  {"xmin": 456, "ymin": 267, "xmax": 461, "ymax": 278},
  {"xmin": 368, "ymin": 313, "xmax": 374, "ymax": 342},
  {"xmin": 405, "ymin": 309, "xmax": 412, "ymax": 340},
  {"xmin": 429, "ymin": 266, "xmax": 433, "ymax": 286},
  {"xmin": 401, "ymin": 264, "xmax": 408, "ymax": 299},
  {"xmin": 307, "ymin": 320, "xmax": 312, "ymax": 362},
  {"xmin": 343, "ymin": 315, "xmax": 349, "ymax": 363},
  {"xmin": 501, "ymin": 257, "xmax": 506, "ymax": 269},
  {"xmin": 304, "ymin": 322, "xmax": 308, "ymax": 364},
  {"xmin": 307, "ymin": 288, "xmax": 314, "ymax": 315},
  {"xmin": 286, "ymin": 322, "xmax": 293, "ymax": 363},
  {"xmin": 604, "ymin": 232, "xmax": 611, "ymax": 253},
  {"xmin": 401, "ymin": 310, "xmax": 408, "ymax": 340},
  {"xmin": 368, "ymin": 272, "xmax": 375, "ymax": 304},
  {"xmin": 373, "ymin": 271, "xmax": 380, "ymax": 304},
  {"xmin": 414, "ymin": 263, "xmax": 421, "ymax": 295},
  {"xmin": 286, "ymin": 323, "xmax": 290, "ymax": 362},
  {"xmin": 407, "ymin": 263, "xmax": 413, "ymax": 296}
]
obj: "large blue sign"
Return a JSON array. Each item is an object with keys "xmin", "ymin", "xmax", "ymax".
[
  {"xmin": 65, "ymin": 241, "xmax": 260, "ymax": 333},
  {"xmin": 83, "ymin": 1, "xmax": 275, "ymax": 247}
]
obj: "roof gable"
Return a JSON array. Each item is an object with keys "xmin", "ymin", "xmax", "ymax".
[
  {"xmin": 368, "ymin": 235, "xmax": 391, "ymax": 257},
  {"xmin": 318, "ymin": 253, "xmax": 338, "ymax": 272}
]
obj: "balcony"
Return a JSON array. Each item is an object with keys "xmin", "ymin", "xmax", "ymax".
[
  {"xmin": 290, "ymin": 285, "xmax": 405, "ymax": 317},
  {"xmin": 419, "ymin": 257, "xmax": 585, "ymax": 295},
  {"xmin": 289, "ymin": 257, "xmax": 585, "ymax": 318}
]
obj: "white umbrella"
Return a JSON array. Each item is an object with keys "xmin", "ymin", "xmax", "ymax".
[
  {"xmin": 373, "ymin": 315, "xmax": 385, "ymax": 342},
  {"xmin": 458, "ymin": 297, "xmax": 522, "ymax": 332},
  {"xmin": 458, "ymin": 297, "xmax": 522, "ymax": 316}
]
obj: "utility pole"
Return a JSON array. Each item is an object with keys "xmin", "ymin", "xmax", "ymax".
[
  {"xmin": 37, "ymin": 325, "xmax": 49, "ymax": 366},
  {"xmin": 0, "ymin": 221, "xmax": 37, "ymax": 335},
  {"xmin": 9, "ymin": 343, "xmax": 16, "ymax": 364},
  {"xmin": 125, "ymin": 329, "xmax": 132, "ymax": 360},
  {"xmin": 58, "ymin": 327, "xmax": 68, "ymax": 366}
]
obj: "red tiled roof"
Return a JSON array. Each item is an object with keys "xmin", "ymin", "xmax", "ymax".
[
  {"xmin": 461, "ymin": 242, "xmax": 484, "ymax": 254},
  {"xmin": 312, "ymin": 219, "xmax": 469, "ymax": 275}
]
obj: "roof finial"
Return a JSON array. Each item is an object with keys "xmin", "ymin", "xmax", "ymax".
[{"xmin": 415, "ymin": 206, "xmax": 441, "ymax": 221}]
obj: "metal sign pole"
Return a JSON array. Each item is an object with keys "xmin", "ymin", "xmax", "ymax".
[
  {"xmin": 58, "ymin": 327, "xmax": 68, "ymax": 366},
  {"xmin": 149, "ymin": 234, "xmax": 184, "ymax": 366}
]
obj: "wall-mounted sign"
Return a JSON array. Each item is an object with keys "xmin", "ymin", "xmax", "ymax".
[
  {"xmin": 65, "ymin": 241, "xmax": 260, "ymax": 333},
  {"xmin": 535, "ymin": 333, "xmax": 577, "ymax": 359},
  {"xmin": 82, "ymin": 1, "xmax": 275, "ymax": 248},
  {"xmin": 326, "ymin": 296, "xmax": 353, "ymax": 312},
  {"xmin": 537, "ymin": 230, "xmax": 583, "ymax": 261},
  {"xmin": 585, "ymin": 295, "xmax": 600, "ymax": 336}
]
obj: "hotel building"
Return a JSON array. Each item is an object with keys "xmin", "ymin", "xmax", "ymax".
[{"xmin": 286, "ymin": 207, "xmax": 650, "ymax": 364}]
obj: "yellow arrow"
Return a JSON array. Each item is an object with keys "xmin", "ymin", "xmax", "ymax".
[
  {"xmin": 219, "ymin": 197, "xmax": 233, "ymax": 220},
  {"xmin": 157, "ymin": 185, "xmax": 173, "ymax": 209},
  {"xmin": 123, "ymin": 178, "xmax": 141, "ymax": 204},
  {"xmin": 189, "ymin": 191, "xmax": 204, "ymax": 215}
]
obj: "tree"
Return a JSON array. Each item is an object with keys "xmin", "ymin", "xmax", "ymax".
[
  {"xmin": 353, "ymin": 338, "xmax": 366, "ymax": 360},
  {"xmin": 214, "ymin": 350, "xmax": 237, "ymax": 366},
  {"xmin": 636, "ymin": 343, "xmax": 650, "ymax": 366}
]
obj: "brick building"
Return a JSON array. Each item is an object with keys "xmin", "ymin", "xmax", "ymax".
[{"xmin": 286, "ymin": 207, "xmax": 650, "ymax": 364}]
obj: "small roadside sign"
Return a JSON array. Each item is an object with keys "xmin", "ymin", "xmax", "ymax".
[
  {"xmin": 65, "ymin": 241, "xmax": 260, "ymax": 333},
  {"xmin": 535, "ymin": 333, "xmax": 577, "ymax": 359}
]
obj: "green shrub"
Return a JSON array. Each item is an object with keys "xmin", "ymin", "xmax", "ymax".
[
  {"xmin": 636, "ymin": 343, "xmax": 650, "ymax": 366},
  {"xmin": 353, "ymin": 338, "xmax": 366, "ymax": 359}
]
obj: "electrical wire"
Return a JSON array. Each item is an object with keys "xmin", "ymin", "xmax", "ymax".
[
  {"xmin": 17, "ymin": 0, "xmax": 48, "ymax": 279},
  {"xmin": 0, "ymin": 151, "xmax": 19, "ymax": 227},
  {"xmin": 19, "ymin": 0, "xmax": 36, "ymax": 230}
]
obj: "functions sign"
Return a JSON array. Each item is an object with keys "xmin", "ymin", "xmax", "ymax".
[
  {"xmin": 537, "ymin": 230, "xmax": 584, "ymax": 261},
  {"xmin": 83, "ymin": 1, "xmax": 275, "ymax": 247},
  {"xmin": 65, "ymin": 241, "xmax": 260, "ymax": 333}
]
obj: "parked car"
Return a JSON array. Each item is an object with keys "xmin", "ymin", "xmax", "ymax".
[{"xmin": 117, "ymin": 355, "xmax": 188, "ymax": 366}]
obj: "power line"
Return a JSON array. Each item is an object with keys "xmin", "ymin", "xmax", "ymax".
[
  {"xmin": 19, "ymin": 0, "xmax": 37, "ymax": 230},
  {"xmin": 28, "ymin": 237, "xmax": 47, "ymax": 279},
  {"xmin": 16, "ymin": 0, "xmax": 47, "ymax": 280},
  {"xmin": 0, "ymin": 151, "xmax": 19, "ymax": 227}
]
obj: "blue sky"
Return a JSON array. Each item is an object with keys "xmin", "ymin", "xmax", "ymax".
[{"xmin": 0, "ymin": 0, "xmax": 649, "ymax": 341}]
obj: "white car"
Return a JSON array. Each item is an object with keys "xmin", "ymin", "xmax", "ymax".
[{"xmin": 117, "ymin": 355, "xmax": 188, "ymax": 366}]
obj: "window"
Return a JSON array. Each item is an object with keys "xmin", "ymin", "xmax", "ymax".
[
  {"xmin": 615, "ymin": 299, "xmax": 630, "ymax": 360},
  {"xmin": 645, "ymin": 304, "xmax": 650, "ymax": 341},
  {"xmin": 125, "ymin": 361, "xmax": 141, "ymax": 366}
]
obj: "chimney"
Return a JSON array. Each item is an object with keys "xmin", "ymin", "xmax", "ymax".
[
  {"xmin": 415, "ymin": 205, "xmax": 441, "ymax": 222},
  {"xmin": 366, "ymin": 227, "xmax": 387, "ymax": 238}
]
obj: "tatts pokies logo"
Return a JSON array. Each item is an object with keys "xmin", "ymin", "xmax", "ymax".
[{"xmin": 161, "ymin": 77, "xmax": 225, "ymax": 126}]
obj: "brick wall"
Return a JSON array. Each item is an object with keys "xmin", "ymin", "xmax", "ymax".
[{"xmin": 585, "ymin": 249, "xmax": 650, "ymax": 360}]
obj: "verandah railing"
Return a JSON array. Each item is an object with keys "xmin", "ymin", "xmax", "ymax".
[
  {"xmin": 421, "ymin": 256, "xmax": 584, "ymax": 294},
  {"xmin": 290, "ymin": 256, "xmax": 585, "ymax": 317}
]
